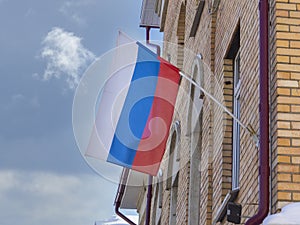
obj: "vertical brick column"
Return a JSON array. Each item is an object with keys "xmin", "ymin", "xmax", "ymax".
[
  {"xmin": 270, "ymin": 0, "xmax": 300, "ymax": 212},
  {"xmin": 211, "ymin": 12, "xmax": 227, "ymax": 221},
  {"xmin": 211, "ymin": 58, "xmax": 234, "ymax": 223},
  {"xmin": 177, "ymin": 3, "xmax": 186, "ymax": 69},
  {"xmin": 222, "ymin": 59, "xmax": 234, "ymax": 196}
]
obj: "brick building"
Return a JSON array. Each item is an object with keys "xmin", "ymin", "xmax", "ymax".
[{"xmin": 115, "ymin": 0, "xmax": 300, "ymax": 224}]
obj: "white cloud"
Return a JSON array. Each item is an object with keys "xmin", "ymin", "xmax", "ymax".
[
  {"xmin": 59, "ymin": 0, "xmax": 96, "ymax": 26},
  {"xmin": 0, "ymin": 170, "xmax": 117, "ymax": 225},
  {"xmin": 29, "ymin": 96, "xmax": 40, "ymax": 108},
  {"xmin": 39, "ymin": 27, "xmax": 95, "ymax": 89},
  {"xmin": 3, "ymin": 94, "xmax": 39, "ymax": 110},
  {"xmin": 25, "ymin": 8, "xmax": 35, "ymax": 18},
  {"xmin": 263, "ymin": 202, "xmax": 300, "ymax": 225},
  {"xmin": 0, "ymin": 171, "xmax": 18, "ymax": 192},
  {"xmin": 11, "ymin": 94, "xmax": 25, "ymax": 102}
]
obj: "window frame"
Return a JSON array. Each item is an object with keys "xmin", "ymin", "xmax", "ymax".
[
  {"xmin": 187, "ymin": 54, "xmax": 203, "ymax": 225},
  {"xmin": 232, "ymin": 50, "xmax": 241, "ymax": 190},
  {"xmin": 166, "ymin": 121, "xmax": 180, "ymax": 190}
]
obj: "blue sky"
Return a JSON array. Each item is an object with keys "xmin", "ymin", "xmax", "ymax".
[{"xmin": 0, "ymin": 0, "xmax": 162, "ymax": 224}]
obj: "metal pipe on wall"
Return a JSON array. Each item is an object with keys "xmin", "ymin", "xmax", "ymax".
[
  {"xmin": 114, "ymin": 169, "xmax": 137, "ymax": 225},
  {"xmin": 245, "ymin": 0, "xmax": 270, "ymax": 224}
]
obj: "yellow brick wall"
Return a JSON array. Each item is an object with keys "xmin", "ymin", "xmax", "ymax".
[
  {"xmin": 136, "ymin": 0, "xmax": 300, "ymax": 224},
  {"xmin": 209, "ymin": 0, "xmax": 260, "ymax": 223},
  {"xmin": 162, "ymin": 1, "xmax": 211, "ymax": 224},
  {"xmin": 221, "ymin": 59, "xmax": 234, "ymax": 198},
  {"xmin": 176, "ymin": 163, "xmax": 190, "ymax": 224},
  {"xmin": 270, "ymin": 0, "xmax": 300, "ymax": 213},
  {"xmin": 161, "ymin": 183, "xmax": 171, "ymax": 225}
]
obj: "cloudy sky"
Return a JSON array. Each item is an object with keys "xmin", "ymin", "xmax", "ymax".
[{"xmin": 0, "ymin": 1, "xmax": 161, "ymax": 225}]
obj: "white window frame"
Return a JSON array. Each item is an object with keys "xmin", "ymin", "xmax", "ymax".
[
  {"xmin": 166, "ymin": 121, "xmax": 180, "ymax": 225},
  {"xmin": 187, "ymin": 55, "xmax": 203, "ymax": 225},
  {"xmin": 166, "ymin": 121, "xmax": 180, "ymax": 190},
  {"xmin": 186, "ymin": 54, "xmax": 204, "ymax": 136},
  {"xmin": 232, "ymin": 51, "xmax": 241, "ymax": 190}
]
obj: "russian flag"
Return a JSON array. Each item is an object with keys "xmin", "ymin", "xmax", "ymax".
[{"xmin": 85, "ymin": 40, "xmax": 180, "ymax": 176}]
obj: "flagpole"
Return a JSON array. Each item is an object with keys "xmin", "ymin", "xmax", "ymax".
[{"xmin": 179, "ymin": 71, "xmax": 258, "ymax": 142}]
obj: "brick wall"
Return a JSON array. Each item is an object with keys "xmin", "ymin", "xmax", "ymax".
[
  {"xmin": 270, "ymin": 0, "xmax": 300, "ymax": 213},
  {"xmin": 135, "ymin": 0, "xmax": 300, "ymax": 224},
  {"xmin": 222, "ymin": 59, "xmax": 234, "ymax": 196}
]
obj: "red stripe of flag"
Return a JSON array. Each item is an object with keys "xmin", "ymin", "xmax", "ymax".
[{"xmin": 132, "ymin": 57, "xmax": 180, "ymax": 176}]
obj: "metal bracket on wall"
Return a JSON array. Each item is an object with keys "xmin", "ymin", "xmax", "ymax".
[{"xmin": 212, "ymin": 188, "xmax": 240, "ymax": 225}]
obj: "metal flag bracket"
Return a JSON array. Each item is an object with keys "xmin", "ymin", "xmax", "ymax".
[{"xmin": 179, "ymin": 70, "xmax": 259, "ymax": 146}]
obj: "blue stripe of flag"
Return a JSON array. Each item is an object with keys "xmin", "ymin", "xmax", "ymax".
[{"xmin": 107, "ymin": 43, "xmax": 160, "ymax": 167}]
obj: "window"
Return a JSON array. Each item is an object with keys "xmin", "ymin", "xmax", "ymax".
[
  {"xmin": 225, "ymin": 23, "xmax": 240, "ymax": 190},
  {"xmin": 187, "ymin": 55, "xmax": 204, "ymax": 225},
  {"xmin": 189, "ymin": 0, "xmax": 205, "ymax": 37},
  {"xmin": 166, "ymin": 121, "xmax": 180, "ymax": 190},
  {"xmin": 158, "ymin": 0, "xmax": 169, "ymax": 31},
  {"xmin": 167, "ymin": 54, "xmax": 171, "ymax": 62},
  {"xmin": 211, "ymin": 0, "xmax": 221, "ymax": 11},
  {"xmin": 213, "ymin": 24, "xmax": 240, "ymax": 224},
  {"xmin": 166, "ymin": 121, "xmax": 180, "ymax": 225},
  {"xmin": 186, "ymin": 54, "xmax": 204, "ymax": 135},
  {"xmin": 169, "ymin": 177, "xmax": 178, "ymax": 225},
  {"xmin": 232, "ymin": 51, "xmax": 241, "ymax": 189}
]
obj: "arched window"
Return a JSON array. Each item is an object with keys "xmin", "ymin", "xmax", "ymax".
[
  {"xmin": 186, "ymin": 54, "xmax": 204, "ymax": 136},
  {"xmin": 166, "ymin": 121, "xmax": 181, "ymax": 225},
  {"xmin": 187, "ymin": 54, "xmax": 204, "ymax": 225},
  {"xmin": 166, "ymin": 121, "xmax": 181, "ymax": 190}
]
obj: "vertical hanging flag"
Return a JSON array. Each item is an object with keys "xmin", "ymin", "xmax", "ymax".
[{"xmin": 85, "ymin": 34, "xmax": 180, "ymax": 176}]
